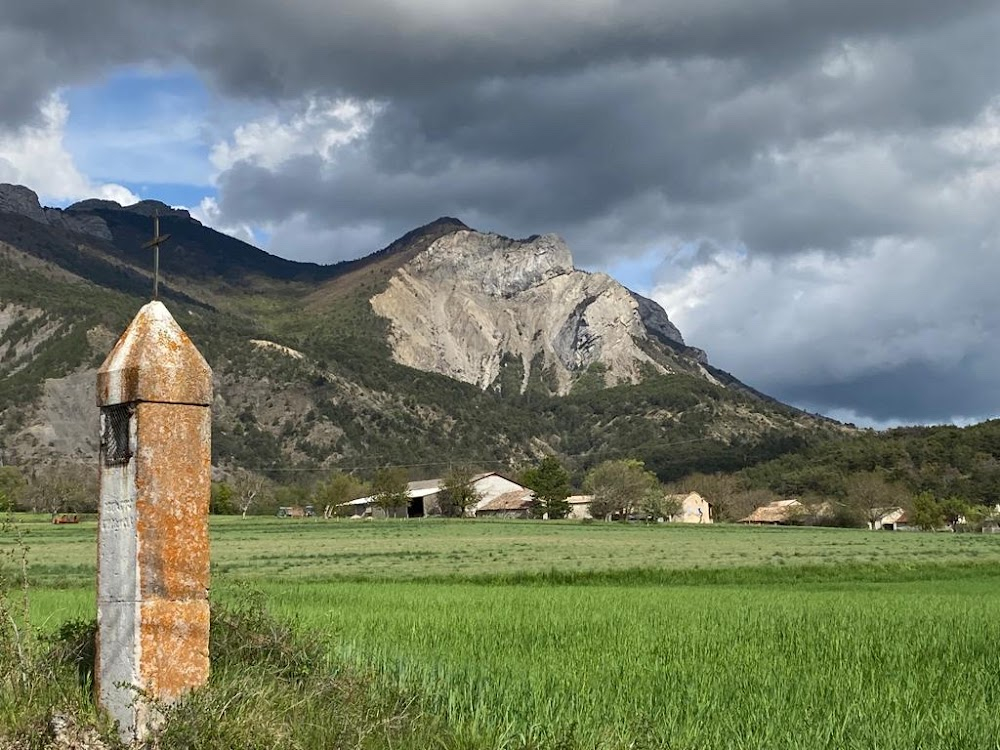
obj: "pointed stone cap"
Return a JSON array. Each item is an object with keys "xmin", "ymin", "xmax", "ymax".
[{"xmin": 97, "ymin": 301, "xmax": 212, "ymax": 407}]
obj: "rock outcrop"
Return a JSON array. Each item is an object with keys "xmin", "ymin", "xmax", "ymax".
[
  {"xmin": 65, "ymin": 197, "xmax": 193, "ymax": 219},
  {"xmin": 0, "ymin": 184, "xmax": 195, "ymax": 243},
  {"xmin": 371, "ymin": 230, "xmax": 701, "ymax": 395},
  {"xmin": 43, "ymin": 208, "xmax": 114, "ymax": 240},
  {"xmin": 0, "ymin": 184, "xmax": 112, "ymax": 240},
  {"xmin": 0, "ymin": 183, "xmax": 49, "ymax": 223}
]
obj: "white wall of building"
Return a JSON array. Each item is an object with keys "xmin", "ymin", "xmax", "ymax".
[
  {"xmin": 672, "ymin": 492, "xmax": 712, "ymax": 524},
  {"xmin": 471, "ymin": 474, "xmax": 531, "ymax": 514},
  {"xmin": 567, "ymin": 495, "xmax": 593, "ymax": 520}
]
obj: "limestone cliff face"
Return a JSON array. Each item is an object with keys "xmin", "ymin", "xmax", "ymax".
[{"xmin": 371, "ymin": 230, "xmax": 698, "ymax": 395}]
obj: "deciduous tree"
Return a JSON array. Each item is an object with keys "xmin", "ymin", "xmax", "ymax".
[
  {"xmin": 25, "ymin": 464, "xmax": 96, "ymax": 514},
  {"xmin": 844, "ymin": 472, "xmax": 909, "ymax": 529},
  {"xmin": 639, "ymin": 492, "xmax": 682, "ymax": 523},
  {"xmin": 584, "ymin": 459, "xmax": 660, "ymax": 521},
  {"xmin": 911, "ymin": 491, "xmax": 945, "ymax": 531},
  {"xmin": 439, "ymin": 466, "xmax": 482, "ymax": 517},
  {"xmin": 0, "ymin": 467, "xmax": 26, "ymax": 511},
  {"xmin": 940, "ymin": 496, "xmax": 969, "ymax": 529},
  {"xmin": 371, "ymin": 468, "xmax": 410, "ymax": 518},
  {"xmin": 313, "ymin": 471, "xmax": 368, "ymax": 518},
  {"xmin": 234, "ymin": 470, "xmax": 267, "ymax": 519},
  {"xmin": 210, "ymin": 482, "xmax": 236, "ymax": 515}
]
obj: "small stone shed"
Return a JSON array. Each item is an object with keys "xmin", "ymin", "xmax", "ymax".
[
  {"xmin": 567, "ymin": 495, "xmax": 594, "ymax": 520},
  {"xmin": 739, "ymin": 498, "xmax": 802, "ymax": 525},
  {"xmin": 870, "ymin": 506, "xmax": 906, "ymax": 530},
  {"xmin": 665, "ymin": 491, "xmax": 713, "ymax": 523},
  {"xmin": 475, "ymin": 489, "xmax": 536, "ymax": 518}
]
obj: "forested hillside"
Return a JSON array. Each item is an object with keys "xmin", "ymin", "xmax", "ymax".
[
  {"xmin": 742, "ymin": 420, "xmax": 1000, "ymax": 506},
  {"xmin": 0, "ymin": 186, "xmax": 835, "ymax": 490}
]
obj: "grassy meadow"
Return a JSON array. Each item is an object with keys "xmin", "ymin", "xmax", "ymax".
[{"xmin": 4, "ymin": 515, "xmax": 1000, "ymax": 748}]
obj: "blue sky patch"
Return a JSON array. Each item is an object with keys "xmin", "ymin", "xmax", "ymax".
[{"xmin": 62, "ymin": 66, "xmax": 243, "ymax": 191}]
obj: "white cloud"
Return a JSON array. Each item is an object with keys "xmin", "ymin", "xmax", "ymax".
[
  {"xmin": 0, "ymin": 95, "xmax": 138, "ymax": 205},
  {"xmin": 200, "ymin": 97, "xmax": 387, "ymax": 261},
  {"xmin": 190, "ymin": 196, "xmax": 256, "ymax": 244},
  {"xmin": 818, "ymin": 407, "xmax": 995, "ymax": 431},
  {"xmin": 643, "ymin": 97, "xmax": 1000, "ymax": 423},
  {"xmin": 654, "ymin": 237, "xmax": 994, "ymax": 390},
  {"xmin": 209, "ymin": 97, "xmax": 380, "ymax": 173}
]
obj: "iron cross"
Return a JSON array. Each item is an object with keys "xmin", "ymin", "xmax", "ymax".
[{"xmin": 141, "ymin": 210, "xmax": 171, "ymax": 299}]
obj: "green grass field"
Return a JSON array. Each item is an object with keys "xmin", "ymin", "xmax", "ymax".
[
  {"xmin": 4, "ymin": 515, "xmax": 1000, "ymax": 748},
  {"xmin": 10, "ymin": 514, "xmax": 1000, "ymax": 587}
]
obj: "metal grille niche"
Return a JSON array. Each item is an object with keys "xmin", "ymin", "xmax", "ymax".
[{"xmin": 101, "ymin": 404, "xmax": 134, "ymax": 466}]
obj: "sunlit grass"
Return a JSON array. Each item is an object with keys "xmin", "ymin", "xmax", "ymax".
[
  {"xmin": 247, "ymin": 574, "xmax": 1000, "ymax": 749},
  {"xmin": 8, "ymin": 514, "xmax": 1000, "ymax": 586},
  {"xmin": 8, "ymin": 515, "xmax": 1000, "ymax": 748}
]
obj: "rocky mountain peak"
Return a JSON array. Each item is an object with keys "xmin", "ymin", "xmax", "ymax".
[
  {"xmin": 371, "ymin": 228, "xmax": 711, "ymax": 395},
  {"xmin": 0, "ymin": 183, "xmax": 48, "ymax": 223},
  {"xmin": 0, "ymin": 183, "xmax": 202, "ymax": 244},
  {"xmin": 0, "ymin": 183, "xmax": 113, "ymax": 241},
  {"xmin": 65, "ymin": 198, "xmax": 124, "ymax": 212},
  {"xmin": 67, "ymin": 197, "xmax": 194, "ymax": 221},
  {"xmin": 124, "ymin": 200, "xmax": 192, "ymax": 220}
]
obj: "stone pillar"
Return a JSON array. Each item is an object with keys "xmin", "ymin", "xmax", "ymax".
[{"xmin": 95, "ymin": 301, "xmax": 212, "ymax": 742}]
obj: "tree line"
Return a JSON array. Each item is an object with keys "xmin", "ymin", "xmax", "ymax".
[{"xmin": 5, "ymin": 441, "xmax": 999, "ymax": 533}]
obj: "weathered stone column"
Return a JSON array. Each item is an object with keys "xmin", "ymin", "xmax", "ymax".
[{"xmin": 96, "ymin": 301, "xmax": 212, "ymax": 742}]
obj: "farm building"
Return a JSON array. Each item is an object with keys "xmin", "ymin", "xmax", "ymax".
[
  {"xmin": 567, "ymin": 495, "xmax": 594, "ymax": 520},
  {"xmin": 405, "ymin": 478, "xmax": 446, "ymax": 516},
  {"xmin": 342, "ymin": 472, "xmax": 536, "ymax": 518},
  {"xmin": 341, "ymin": 478, "xmax": 443, "ymax": 518},
  {"xmin": 467, "ymin": 473, "xmax": 534, "ymax": 516},
  {"xmin": 739, "ymin": 498, "xmax": 802, "ymax": 525},
  {"xmin": 870, "ymin": 507, "xmax": 906, "ymax": 530},
  {"xmin": 665, "ymin": 492, "xmax": 713, "ymax": 523},
  {"xmin": 893, "ymin": 511, "xmax": 971, "ymax": 532},
  {"xmin": 476, "ymin": 489, "xmax": 536, "ymax": 518}
]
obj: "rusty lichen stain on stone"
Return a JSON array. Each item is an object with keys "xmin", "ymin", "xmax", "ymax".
[
  {"xmin": 132, "ymin": 402, "xmax": 211, "ymax": 701},
  {"xmin": 135, "ymin": 404, "xmax": 210, "ymax": 601},
  {"xmin": 139, "ymin": 599, "xmax": 210, "ymax": 700},
  {"xmin": 97, "ymin": 302, "xmax": 212, "ymax": 407}
]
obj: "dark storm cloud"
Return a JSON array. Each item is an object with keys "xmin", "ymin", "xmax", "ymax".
[
  {"xmin": 0, "ymin": 0, "xmax": 996, "ymax": 125},
  {"xmin": 3, "ymin": 0, "xmax": 1000, "ymax": 424},
  {"xmin": 780, "ymin": 360, "xmax": 1000, "ymax": 425},
  {"xmin": 4, "ymin": 1, "xmax": 999, "ymax": 261}
]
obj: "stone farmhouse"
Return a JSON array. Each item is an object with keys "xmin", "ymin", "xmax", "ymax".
[
  {"xmin": 666, "ymin": 491, "xmax": 713, "ymax": 523},
  {"xmin": 475, "ymin": 488, "xmax": 536, "ymax": 518},
  {"xmin": 870, "ymin": 507, "xmax": 906, "ymax": 530}
]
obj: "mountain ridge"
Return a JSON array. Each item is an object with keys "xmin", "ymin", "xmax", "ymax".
[{"xmin": 0, "ymin": 182, "xmax": 839, "ymax": 480}]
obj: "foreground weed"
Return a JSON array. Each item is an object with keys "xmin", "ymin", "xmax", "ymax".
[
  {"xmin": 2, "ymin": 546, "xmax": 450, "ymax": 749},
  {"xmin": 0, "ymin": 514, "xmax": 112, "ymax": 748},
  {"xmin": 153, "ymin": 586, "xmax": 449, "ymax": 749}
]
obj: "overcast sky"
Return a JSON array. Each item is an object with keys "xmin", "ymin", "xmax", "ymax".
[{"xmin": 1, "ymin": 1, "xmax": 998, "ymax": 428}]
